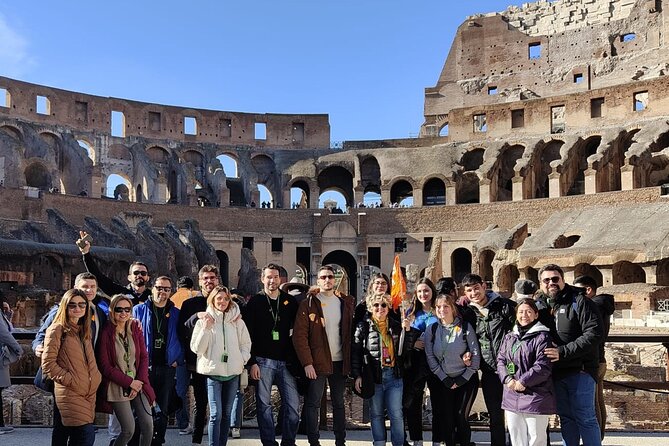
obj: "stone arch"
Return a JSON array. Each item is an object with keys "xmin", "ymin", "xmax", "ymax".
[
  {"xmin": 108, "ymin": 144, "xmax": 132, "ymax": 161},
  {"xmin": 461, "ymin": 148, "xmax": 485, "ymax": 172},
  {"xmin": 322, "ymin": 249, "xmax": 358, "ymax": 297},
  {"xmin": 456, "ymin": 148, "xmax": 485, "ymax": 204},
  {"xmin": 498, "ymin": 264, "xmax": 520, "ymax": 296},
  {"xmin": 216, "ymin": 250, "xmax": 229, "ymax": 287},
  {"xmin": 422, "ymin": 177, "xmax": 446, "ymax": 206},
  {"xmin": 317, "ymin": 165, "xmax": 354, "ymax": 206},
  {"xmin": 389, "ymin": 178, "xmax": 414, "ymax": 205},
  {"xmin": 183, "ymin": 149, "xmax": 204, "ymax": 166},
  {"xmin": 647, "ymin": 132, "xmax": 669, "ymax": 187},
  {"xmin": 451, "ymin": 247, "xmax": 472, "ymax": 284},
  {"xmin": 289, "ymin": 178, "xmax": 311, "ymax": 208},
  {"xmin": 478, "ymin": 249, "xmax": 495, "ymax": 283},
  {"xmin": 0, "ymin": 124, "xmax": 23, "ymax": 141},
  {"xmin": 493, "ymin": 144, "xmax": 524, "ymax": 202},
  {"xmin": 167, "ymin": 168, "xmax": 179, "ymax": 204},
  {"xmin": 146, "ymin": 145, "xmax": 170, "ymax": 164},
  {"xmin": 216, "ymin": 152, "xmax": 239, "ymax": 178},
  {"xmin": 252, "ymin": 154, "xmax": 279, "ymax": 205},
  {"xmin": 573, "ymin": 263, "xmax": 603, "ymax": 288},
  {"xmin": 360, "ymin": 156, "xmax": 381, "ymax": 194},
  {"xmin": 77, "ymin": 138, "xmax": 95, "ymax": 164},
  {"xmin": 24, "ymin": 161, "xmax": 52, "ymax": 190},
  {"xmin": 533, "ymin": 139, "xmax": 563, "ymax": 198},
  {"xmin": 612, "ymin": 261, "xmax": 646, "ymax": 285},
  {"xmin": 322, "ymin": 220, "xmax": 357, "ymax": 239},
  {"xmin": 106, "ymin": 173, "xmax": 132, "ymax": 200},
  {"xmin": 136, "ymin": 183, "xmax": 144, "ymax": 203},
  {"xmin": 567, "ymin": 135, "xmax": 601, "ymax": 196}
]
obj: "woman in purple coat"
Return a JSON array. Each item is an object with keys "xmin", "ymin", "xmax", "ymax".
[{"xmin": 496, "ymin": 298, "xmax": 556, "ymax": 446}]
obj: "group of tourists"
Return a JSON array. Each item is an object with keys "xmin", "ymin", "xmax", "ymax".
[{"xmin": 0, "ymin": 231, "xmax": 614, "ymax": 446}]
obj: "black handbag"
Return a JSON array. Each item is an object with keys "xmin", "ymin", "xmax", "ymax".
[{"xmin": 34, "ymin": 366, "xmax": 54, "ymax": 392}]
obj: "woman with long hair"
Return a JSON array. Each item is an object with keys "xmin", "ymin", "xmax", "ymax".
[
  {"xmin": 191, "ymin": 285, "xmax": 251, "ymax": 446},
  {"xmin": 42, "ymin": 289, "xmax": 101, "ymax": 446},
  {"xmin": 0, "ymin": 291, "xmax": 21, "ymax": 435},
  {"xmin": 354, "ymin": 272, "xmax": 390, "ymax": 326},
  {"xmin": 98, "ymin": 294, "xmax": 155, "ymax": 446},
  {"xmin": 425, "ymin": 294, "xmax": 480, "ymax": 446},
  {"xmin": 403, "ymin": 277, "xmax": 442, "ymax": 446},
  {"xmin": 496, "ymin": 298, "xmax": 555, "ymax": 446},
  {"xmin": 352, "ymin": 293, "xmax": 414, "ymax": 446}
]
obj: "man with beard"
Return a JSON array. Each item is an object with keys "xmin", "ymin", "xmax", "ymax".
[
  {"xmin": 541, "ymin": 264, "xmax": 602, "ymax": 446},
  {"xmin": 293, "ymin": 265, "xmax": 354, "ymax": 446},
  {"xmin": 243, "ymin": 263, "xmax": 300, "ymax": 446},
  {"xmin": 133, "ymin": 276, "xmax": 184, "ymax": 446},
  {"xmin": 461, "ymin": 273, "xmax": 515, "ymax": 446},
  {"xmin": 77, "ymin": 231, "xmax": 152, "ymax": 306},
  {"xmin": 177, "ymin": 265, "xmax": 219, "ymax": 444},
  {"xmin": 33, "ymin": 272, "xmax": 108, "ymax": 445}
]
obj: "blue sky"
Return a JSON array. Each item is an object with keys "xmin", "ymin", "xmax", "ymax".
[{"xmin": 0, "ymin": 0, "xmax": 526, "ymax": 205}]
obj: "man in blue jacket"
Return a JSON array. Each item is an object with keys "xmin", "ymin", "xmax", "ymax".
[
  {"xmin": 133, "ymin": 275, "xmax": 184, "ymax": 446},
  {"xmin": 542, "ymin": 264, "xmax": 603, "ymax": 446}
]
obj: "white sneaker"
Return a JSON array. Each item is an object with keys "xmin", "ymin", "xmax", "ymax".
[
  {"xmin": 413, "ymin": 441, "xmax": 423, "ymax": 446},
  {"xmin": 0, "ymin": 427, "xmax": 15, "ymax": 434},
  {"xmin": 231, "ymin": 428, "xmax": 241, "ymax": 438},
  {"xmin": 179, "ymin": 426, "xmax": 193, "ymax": 435}
]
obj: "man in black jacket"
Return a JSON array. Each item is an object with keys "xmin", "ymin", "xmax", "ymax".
[
  {"xmin": 177, "ymin": 264, "xmax": 219, "ymax": 444},
  {"xmin": 542, "ymin": 264, "xmax": 603, "ymax": 446},
  {"xmin": 574, "ymin": 275, "xmax": 614, "ymax": 440},
  {"xmin": 462, "ymin": 273, "xmax": 515, "ymax": 446}
]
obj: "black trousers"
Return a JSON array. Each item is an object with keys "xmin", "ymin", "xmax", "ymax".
[
  {"xmin": 187, "ymin": 369, "xmax": 208, "ymax": 444},
  {"xmin": 303, "ymin": 361, "xmax": 346, "ymax": 446},
  {"xmin": 480, "ymin": 368, "xmax": 506, "ymax": 446}
]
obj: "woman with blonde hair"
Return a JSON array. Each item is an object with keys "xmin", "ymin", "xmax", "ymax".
[
  {"xmin": 353, "ymin": 272, "xmax": 390, "ymax": 326},
  {"xmin": 352, "ymin": 293, "xmax": 414, "ymax": 446},
  {"xmin": 191, "ymin": 285, "xmax": 251, "ymax": 446},
  {"xmin": 42, "ymin": 289, "xmax": 101, "ymax": 446},
  {"xmin": 98, "ymin": 294, "xmax": 155, "ymax": 446}
]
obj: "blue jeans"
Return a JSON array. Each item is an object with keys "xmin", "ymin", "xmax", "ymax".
[
  {"xmin": 255, "ymin": 357, "xmax": 300, "ymax": 446},
  {"xmin": 65, "ymin": 422, "xmax": 95, "ymax": 446},
  {"xmin": 175, "ymin": 363, "xmax": 190, "ymax": 429},
  {"xmin": 369, "ymin": 367, "xmax": 404, "ymax": 446},
  {"xmin": 207, "ymin": 376, "xmax": 239, "ymax": 446},
  {"xmin": 554, "ymin": 372, "xmax": 602, "ymax": 446},
  {"xmin": 230, "ymin": 389, "xmax": 244, "ymax": 429}
]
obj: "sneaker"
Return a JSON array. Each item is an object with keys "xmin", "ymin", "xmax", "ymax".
[
  {"xmin": 0, "ymin": 427, "xmax": 15, "ymax": 434},
  {"xmin": 231, "ymin": 428, "xmax": 241, "ymax": 438},
  {"xmin": 179, "ymin": 426, "xmax": 194, "ymax": 435}
]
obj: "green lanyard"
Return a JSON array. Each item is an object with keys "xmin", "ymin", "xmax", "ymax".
[
  {"xmin": 266, "ymin": 294, "xmax": 280, "ymax": 339},
  {"xmin": 152, "ymin": 304, "xmax": 166, "ymax": 344}
]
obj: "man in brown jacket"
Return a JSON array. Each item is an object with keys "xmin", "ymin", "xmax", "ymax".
[{"xmin": 293, "ymin": 265, "xmax": 354, "ymax": 446}]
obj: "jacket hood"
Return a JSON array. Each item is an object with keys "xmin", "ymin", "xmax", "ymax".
[
  {"xmin": 485, "ymin": 290, "xmax": 502, "ymax": 306},
  {"xmin": 512, "ymin": 320, "xmax": 550, "ymax": 336},
  {"xmin": 593, "ymin": 293, "xmax": 615, "ymax": 316},
  {"xmin": 207, "ymin": 300, "xmax": 241, "ymax": 322}
]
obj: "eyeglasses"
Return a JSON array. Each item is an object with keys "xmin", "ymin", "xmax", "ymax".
[
  {"xmin": 132, "ymin": 271, "xmax": 148, "ymax": 276},
  {"xmin": 67, "ymin": 302, "xmax": 87, "ymax": 309},
  {"xmin": 542, "ymin": 276, "xmax": 561, "ymax": 284},
  {"xmin": 319, "ymin": 275, "xmax": 334, "ymax": 280},
  {"xmin": 114, "ymin": 307, "xmax": 132, "ymax": 313},
  {"xmin": 154, "ymin": 286, "xmax": 172, "ymax": 292},
  {"xmin": 372, "ymin": 303, "xmax": 388, "ymax": 308}
]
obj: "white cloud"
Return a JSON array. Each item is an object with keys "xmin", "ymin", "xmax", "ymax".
[{"xmin": 0, "ymin": 13, "xmax": 35, "ymax": 78}]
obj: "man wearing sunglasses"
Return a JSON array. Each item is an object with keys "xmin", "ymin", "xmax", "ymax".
[
  {"xmin": 133, "ymin": 275, "xmax": 184, "ymax": 446},
  {"xmin": 540, "ymin": 264, "xmax": 603, "ymax": 446},
  {"xmin": 293, "ymin": 265, "xmax": 354, "ymax": 446},
  {"xmin": 32, "ymin": 272, "xmax": 108, "ymax": 445},
  {"xmin": 76, "ymin": 231, "xmax": 152, "ymax": 305}
]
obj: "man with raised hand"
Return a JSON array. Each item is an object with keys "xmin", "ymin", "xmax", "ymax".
[
  {"xmin": 76, "ymin": 231, "xmax": 152, "ymax": 306},
  {"xmin": 177, "ymin": 265, "xmax": 219, "ymax": 444},
  {"xmin": 133, "ymin": 276, "xmax": 184, "ymax": 446},
  {"xmin": 542, "ymin": 265, "xmax": 603, "ymax": 446},
  {"xmin": 293, "ymin": 265, "xmax": 354, "ymax": 446},
  {"xmin": 243, "ymin": 263, "xmax": 299, "ymax": 446}
]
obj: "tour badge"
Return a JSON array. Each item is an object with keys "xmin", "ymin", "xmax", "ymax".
[
  {"xmin": 221, "ymin": 353, "xmax": 228, "ymax": 363},
  {"xmin": 126, "ymin": 370, "xmax": 135, "ymax": 378},
  {"xmin": 506, "ymin": 362, "xmax": 516, "ymax": 375},
  {"xmin": 154, "ymin": 337, "xmax": 164, "ymax": 349},
  {"xmin": 382, "ymin": 346, "xmax": 391, "ymax": 364},
  {"xmin": 272, "ymin": 330, "xmax": 279, "ymax": 341}
]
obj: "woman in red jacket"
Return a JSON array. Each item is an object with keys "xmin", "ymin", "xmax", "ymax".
[{"xmin": 99, "ymin": 294, "xmax": 156, "ymax": 446}]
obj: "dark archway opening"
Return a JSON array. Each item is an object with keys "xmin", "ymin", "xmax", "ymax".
[
  {"xmin": 451, "ymin": 248, "xmax": 472, "ymax": 285},
  {"xmin": 216, "ymin": 250, "xmax": 230, "ymax": 287},
  {"xmin": 322, "ymin": 250, "xmax": 358, "ymax": 297},
  {"xmin": 423, "ymin": 178, "xmax": 446, "ymax": 206}
]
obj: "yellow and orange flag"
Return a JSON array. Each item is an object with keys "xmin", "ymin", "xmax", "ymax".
[{"xmin": 390, "ymin": 254, "xmax": 406, "ymax": 311}]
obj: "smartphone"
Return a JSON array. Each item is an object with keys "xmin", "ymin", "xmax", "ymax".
[{"xmin": 76, "ymin": 233, "xmax": 93, "ymax": 250}]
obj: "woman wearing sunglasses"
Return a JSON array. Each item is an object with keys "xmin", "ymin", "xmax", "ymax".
[
  {"xmin": 352, "ymin": 293, "xmax": 414, "ymax": 446},
  {"xmin": 353, "ymin": 272, "xmax": 390, "ymax": 327},
  {"xmin": 42, "ymin": 289, "xmax": 102, "ymax": 446},
  {"xmin": 191, "ymin": 285, "xmax": 251, "ymax": 446},
  {"xmin": 98, "ymin": 294, "xmax": 155, "ymax": 446}
]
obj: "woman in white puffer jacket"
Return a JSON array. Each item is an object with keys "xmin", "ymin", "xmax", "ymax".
[{"xmin": 191, "ymin": 285, "xmax": 251, "ymax": 446}]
